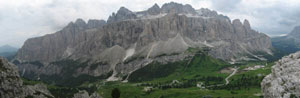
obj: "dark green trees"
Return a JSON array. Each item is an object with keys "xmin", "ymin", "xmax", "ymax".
[{"xmin": 111, "ymin": 88, "xmax": 121, "ymax": 98}]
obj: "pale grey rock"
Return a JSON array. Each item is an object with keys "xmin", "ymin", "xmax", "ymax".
[
  {"xmin": 0, "ymin": 57, "xmax": 24, "ymax": 98},
  {"xmin": 23, "ymin": 84, "xmax": 54, "ymax": 98},
  {"xmin": 262, "ymin": 52, "xmax": 300, "ymax": 98},
  {"xmin": 244, "ymin": 19, "xmax": 251, "ymax": 30},
  {"xmin": 289, "ymin": 26, "xmax": 300, "ymax": 37},
  {"xmin": 107, "ymin": 7, "xmax": 137, "ymax": 23},
  {"xmin": 0, "ymin": 57, "xmax": 54, "ymax": 98},
  {"xmin": 197, "ymin": 8, "xmax": 218, "ymax": 17},
  {"xmin": 73, "ymin": 90, "xmax": 102, "ymax": 98},
  {"xmin": 196, "ymin": 8, "xmax": 230, "ymax": 21},
  {"xmin": 287, "ymin": 26, "xmax": 300, "ymax": 42},
  {"xmin": 74, "ymin": 18, "xmax": 87, "ymax": 28},
  {"xmin": 147, "ymin": 3, "xmax": 161, "ymax": 15},
  {"xmin": 15, "ymin": 2, "xmax": 272, "ymax": 82},
  {"xmin": 16, "ymin": 18, "xmax": 105, "ymax": 62},
  {"xmin": 161, "ymin": 2, "xmax": 196, "ymax": 14},
  {"xmin": 87, "ymin": 19, "xmax": 106, "ymax": 29}
]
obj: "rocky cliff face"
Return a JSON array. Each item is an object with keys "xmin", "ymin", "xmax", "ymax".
[
  {"xmin": 0, "ymin": 57, "xmax": 54, "ymax": 98},
  {"xmin": 261, "ymin": 52, "xmax": 300, "ymax": 98},
  {"xmin": 15, "ymin": 2, "xmax": 272, "ymax": 84},
  {"xmin": 288, "ymin": 26, "xmax": 300, "ymax": 40}
]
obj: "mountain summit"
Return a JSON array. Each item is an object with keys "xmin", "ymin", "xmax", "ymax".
[{"xmin": 14, "ymin": 2, "xmax": 272, "ymax": 84}]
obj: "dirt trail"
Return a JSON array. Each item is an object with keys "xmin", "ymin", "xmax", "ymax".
[
  {"xmin": 225, "ymin": 67, "xmax": 239, "ymax": 85},
  {"xmin": 206, "ymin": 67, "xmax": 239, "ymax": 88}
]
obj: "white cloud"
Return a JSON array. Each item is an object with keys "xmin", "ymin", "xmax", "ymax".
[
  {"xmin": 210, "ymin": 0, "xmax": 300, "ymax": 36},
  {"xmin": 0, "ymin": 0, "xmax": 299, "ymax": 47}
]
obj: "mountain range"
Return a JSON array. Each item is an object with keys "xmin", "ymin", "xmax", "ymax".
[
  {"xmin": 0, "ymin": 45, "xmax": 18, "ymax": 60},
  {"xmin": 0, "ymin": 45, "xmax": 18, "ymax": 53},
  {"xmin": 272, "ymin": 26, "xmax": 300, "ymax": 55},
  {"xmin": 14, "ymin": 2, "xmax": 273, "ymax": 86}
]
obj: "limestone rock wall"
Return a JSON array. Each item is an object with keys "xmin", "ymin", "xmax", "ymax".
[{"xmin": 262, "ymin": 52, "xmax": 300, "ymax": 98}]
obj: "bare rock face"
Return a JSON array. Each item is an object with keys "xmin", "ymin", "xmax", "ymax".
[
  {"xmin": 147, "ymin": 3, "xmax": 160, "ymax": 15},
  {"xmin": 15, "ymin": 2, "xmax": 272, "ymax": 83},
  {"xmin": 107, "ymin": 7, "xmax": 137, "ymax": 23},
  {"xmin": 72, "ymin": 90, "xmax": 102, "ymax": 98},
  {"xmin": 87, "ymin": 19, "xmax": 106, "ymax": 29},
  {"xmin": 0, "ymin": 57, "xmax": 24, "ymax": 97},
  {"xmin": 0, "ymin": 57, "xmax": 54, "ymax": 98},
  {"xmin": 287, "ymin": 26, "xmax": 300, "ymax": 49},
  {"xmin": 160, "ymin": 2, "xmax": 196, "ymax": 14},
  {"xmin": 289, "ymin": 26, "xmax": 300, "ymax": 37},
  {"xmin": 288, "ymin": 26, "xmax": 300, "ymax": 42},
  {"xmin": 261, "ymin": 52, "xmax": 300, "ymax": 98}
]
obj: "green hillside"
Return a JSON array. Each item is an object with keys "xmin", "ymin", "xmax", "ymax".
[{"xmin": 94, "ymin": 50, "xmax": 273, "ymax": 98}]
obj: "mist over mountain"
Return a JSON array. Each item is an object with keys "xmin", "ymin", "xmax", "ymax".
[
  {"xmin": 0, "ymin": 45, "xmax": 18, "ymax": 60},
  {"xmin": 0, "ymin": 45, "xmax": 18, "ymax": 53},
  {"xmin": 272, "ymin": 26, "xmax": 300, "ymax": 55}
]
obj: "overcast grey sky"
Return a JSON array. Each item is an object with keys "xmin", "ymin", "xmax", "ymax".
[{"xmin": 0, "ymin": 0, "xmax": 300, "ymax": 47}]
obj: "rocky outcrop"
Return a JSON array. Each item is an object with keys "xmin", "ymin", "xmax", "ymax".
[
  {"xmin": 107, "ymin": 7, "xmax": 137, "ymax": 23},
  {"xmin": 160, "ymin": 2, "xmax": 196, "ymax": 14},
  {"xmin": 288, "ymin": 26, "xmax": 300, "ymax": 42},
  {"xmin": 147, "ymin": 3, "xmax": 160, "ymax": 15},
  {"xmin": 289, "ymin": 26, "xmax": 300, "ymax": 35},
  {"xmin": 0, "ymin": 57, "xmax": 54, "ymax": 98},
  {"xmin": 15, "ymin": 2, "xmax": 272, "ymax": 83},
  {"xmin": 261, "ymin": 52, "xmax": 300, "ymax": 98},
  {"xmin": 16, "ymin": 18, "xmax": 106, "ymax": 62},
  {"xmin": 0, "ymin": 57, "xmax": 24, "ymax": 97},
  {"xmin": 87, "ymin": 19, "xmax": 106, "ymax": 29},
  {"xmin": 72, "ymin": 90, "xmax": 102, "ymax": 98}
]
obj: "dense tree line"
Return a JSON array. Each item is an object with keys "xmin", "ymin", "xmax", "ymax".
[
  {"xmin": 210, "ymin": 74, "xmax": 264, "ymax": 90},
  {"xmin": 138, "ymin": 76, "xmax": 224, "ymax": 90}
]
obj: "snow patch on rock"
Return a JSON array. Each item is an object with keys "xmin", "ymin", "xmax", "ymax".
[{"xmin": 123, "ymin": 44, "xmax": 136, "ymax": 61}]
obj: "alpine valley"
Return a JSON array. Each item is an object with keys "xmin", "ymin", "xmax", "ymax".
[{"xmin": 1, "ymin": 2, "xmax": 300, "ymax": 98}]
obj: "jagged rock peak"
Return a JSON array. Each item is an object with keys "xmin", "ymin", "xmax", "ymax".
[
  {"xmin": 152, "ymin": 3, "xmax": 160, "ymax": 8},
  {"xmin": 117, "ymin": 7, "xmax": 133, "ymax": 14},
  {"xmin": 107, "ymin": 6, "xmax": 137, "ymax": 23},
  {"xmin": 243, "ymin": 19, "xmax": 251, "ymax": 29},
  {"xmin": 161, "ymin": 2, "xmax": 196, "ymax": 14},
  {"xmin": 73, "ymin": 18, "xmax": 87, "ymax": 28},
  {"xmin": 64, "ymin": 18, "xmax": 107, "ymax": 30},
  {"xmin": 147, "ymin": 3, "xmax": 161, "ymax": 15},
  {"xmin": 232, "ymin": 19, "xmax": 242, "ymax": 25},
  {"xmin": 75, "ymin": 18, "xmax": 86, "ymax": 24},
  {"xmin": 197, "ymin": 8, "xmax": 218, "ymax": 16},
  {"xmin": 65, "ymin": 18, "xmax": 86, "ymax": 27}
]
